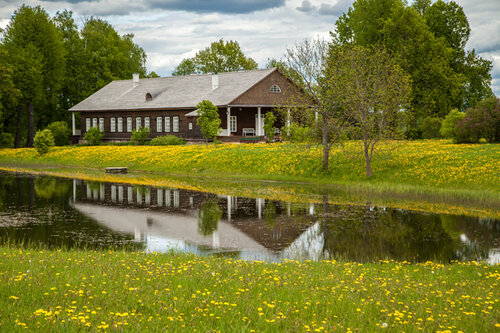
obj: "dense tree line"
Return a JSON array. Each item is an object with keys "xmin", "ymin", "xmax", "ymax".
[{"xmin": 0, "ymin": 5, "xmax": 148, "ymax": 147}]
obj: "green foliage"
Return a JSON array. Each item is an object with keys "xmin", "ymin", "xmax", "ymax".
[
  {"xmin": 454, "ymin": 98, "xmax": 500, "ymax": 143},
  {"xmin": 130, "ymin": 127, "xmax": 151, "ymax": 145},
  {"xmin": 440, "ymin": 109, "xmax": 465, "ymax": 138},
  {"xmin": 282, "ymin": 123, "xmax": 316, "ymax": 143},
  {"xmin": 149, "ymin": 135, "xmax": 186, "ymax": 146},
  {"xmin": 46, "ymin": 121, "xmax": 70, "ymax": 146},
  {"xmin": 83, "ymin": 127, "xmax": 104, "ymax": 146},
  {"xmin": 198, "ymin": 199, "xmax": 222, "ymax": 236},
  {"xmin": 196, "ymin": 100, "xmax": 221, "ymax": 142},
  {"xmin": 0, "ymin": 133, "xmax": 14, "ymax": 148},
  {"xmin": 34, "ymin": 129, "xmax": 55, "ymax": 155},
  {"xmin": 263, "ymin": 112, "xmax": 276, "ymax": 142},
  {"xmin": 419, "ymin": 117, "xmax": 443, "ymax": 139},
  {"xmin": 173, "ymin": 39, "xmax": 258, "ymax": 75},
  {"xmin": 332, "ymin": 0, "xmax": 493, "ymax": 135}
]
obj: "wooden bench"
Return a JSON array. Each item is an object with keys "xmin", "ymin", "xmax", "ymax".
[
  {"xmin": 242, "ymin": 128, "xmax": 256, "ymax": 136},
  {"xmin": 105, "ymin": 167, "xmax": 128, "ymax": 174}
]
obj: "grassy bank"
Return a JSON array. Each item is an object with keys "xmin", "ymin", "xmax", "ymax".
[
  {"xmin": 0, "ymin": 247, "xmax": 498, "ymax": 332},
  {"xmin": 0, "ymin": 140, "xmax": 499, "ymax": 190}
]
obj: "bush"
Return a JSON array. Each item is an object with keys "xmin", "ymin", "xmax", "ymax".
[
  {"xmin": 0, "ymin": 132, "xmax": 14, "ymax": 148},
  {"xmin": 263, "ymin": 112, "xmax": 276, "ymax": 142},
  {"xmin": 196, "ymin": 100, "xmax": 221, "ymax": 142},
  {"xmin": 440, "ymin": 109, "xmax": 465, "ymax": 139},
  {"xmin": 455, "ymin": 107, "xmax": 496, "ymax": 143},
  {"xmin": 283, "ymin": 123, "xmax": 315, "ymax": 143},
  {"xmin": 419, "ymin": 117, "xmax": 442, "ymax": 139},
  {"xmin": 34, "ymin": 129, "xmax": 55, "ymax": 155},
  {"xmin": 130, "ymin": 127, "xmax": 151, "ymax": 145},
  {"xmin": 83, "ymin": 127, "xmax": 104, "ymax": 145},
  {"xmin": 149, "ymin": 135, "xmax": 186, "ymax": 146},
  {"xmin": 46, "ymin": 121, "xmax": 71, "ymax": 146}
]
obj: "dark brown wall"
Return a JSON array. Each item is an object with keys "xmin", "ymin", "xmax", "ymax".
[
  {"xmin": 80, "ymin": 109, "xmax": 203, "ymax": 140},
  {"xmin": 230, "ymin": 70, "xmax": 302, "ymax": 106}
]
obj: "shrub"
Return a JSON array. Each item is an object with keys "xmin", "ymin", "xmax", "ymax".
[
  {"xmin": 34, "ymin": 129, "xmax": 55, "ymax": 155},
  {"xmin": 46, "ymin": 121, "xmax": 71, "ymax": 146},
  {"xmin": 149, "ymin": 135, "xmax": 186, "ymax": 146},
  {"xmin": 263, "ymin": 112, "xmax": 276, "ymax": 143},
  {"xmin": 419, "ymin": 117, "xmax": 442, "ymax": 139},
  {"xmin": 83, "ymin": 127, "xmax": 104, "ymax": 145},
  {"xmin": 130, "ymin": 127, "xmax": 151, "ymax": 145},
  {"xmin": 0, "ymin": 132, "xmax": 14, "ymax": 148},
  {"xmin": 455, "ymin": 107, "xmax": 496, "ymax": 143},
  {"xmin": 196, "ymin": 100, "xmax": 221, "ymax": 142},
  {"xmin": 440, "ymin": 109, "xmax": 465, "ymax": 139},
  {"xmin": 283, "ymin": 123, "xmax": 315, "ymax": 143}
]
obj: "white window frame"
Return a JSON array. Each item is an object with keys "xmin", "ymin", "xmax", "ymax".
[
  {"xmin": 270, "ymin": 84, "xmax": 281, "ymax": 93},
  {"xmin": 173, "ymin": 116, "xmax": 179, "ymax": 133},
  {"xmin": 110, "ymin": 117, "xmax": 116, "ymax": 132},
  {"xmin": 92, "ymin": 118, "xmax": 97, "ymax": 128},
  {"xmin": 230, "ymin": 115, "xmax": 237, "ymax": 133},
  {"xmin": 156, "ymin": 117, "xmax": 162, "ymax": 132},
  {"xmin": 86, "ymin": 118, "xmax": 91, "ymax": 131},
  {"xmin": 99, "ymin": 118, "xmax": 104, "ymax": 131},
  {"xmin": 144, "ymin": 117, "xmax": 150, "ymax": 129},
  {"xmin": 165, "ymin": 117, "xmax": 171, "ymax": 132},
  {"xmin": 127, "ymin": 117, "xmax": 132, "ymax": 132},
  {"xmin": 188, "ymin": 122, "xmax": 193, "ymax": 130},
  {"xmin": 136, "ymin": 117, "xmax": 142, "ymax": 130},
  {"xmin": 117, "ymin": 117, "xmax": 123, "ymax": 132}
]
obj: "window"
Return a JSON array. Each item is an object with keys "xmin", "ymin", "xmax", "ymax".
[
  {"xmin": 92, "ymin": 118, "xmax": 97, "ymax": 128},
  {"xmin": 188, "ymin": 122, "xmax": 193, "ymax": 130},
  {"xmin": 110, "ymin": 118, "xmax": 116, "ymax": 132},
  {"xmin": 144, "ymin": 117, "xmax": 150, "ymax": 129},
  {"xmin": 270, "ymin": 84, "xmax": 281, "ymax": 93},
  {"xmin": 230, "ymin": 115, "xmax": 237, "ymax": 133},
  {"xmin": 165, "ymin": 117, "xmax": 171, "ymax": 132},
  {"xmin": 86, "ymin": 118, "xmax": 91, "ymax": 131},
  {"xmin": 136, "ymin": 117, "xmax": 141, "ymax": 130},
  {"xmin": 156, "ymin": 117, "xmax": 162, "ymax": 132},
  {"xmin": 173, "ymin": 116, "xmax": 179, "ymax": 132},
  {"xmin": 127, "ymin": 117, "xmax": 132, "ymax": 132},
  {"xmin": 99, "ymin": 118, "xmax": 104, "ymax": 131},
  {"xmin": 145, "ymin": 93, "xmax": 152, "ymax": 101},
  {"xmin": 117, "ymin": 117, "xmax": 123, "ymax": 132}
]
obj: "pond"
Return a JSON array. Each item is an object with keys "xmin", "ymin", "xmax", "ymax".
[{"xmin": 0, "ymin": 171, "xmax": 499, "ymax": 264}]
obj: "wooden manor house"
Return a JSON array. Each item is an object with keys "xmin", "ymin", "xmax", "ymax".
[{"xmin": 69, "ymin": 68, "xmax": 303, "ymax": 142}]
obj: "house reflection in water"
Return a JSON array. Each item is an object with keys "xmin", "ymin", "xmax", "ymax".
[
  {"xmin": 69, "ymin": 179, "xmax": 500, "ymax": 263},
  {"xmin": 71, "ymin": 179, "xmax": 320, "ymax": 261}
]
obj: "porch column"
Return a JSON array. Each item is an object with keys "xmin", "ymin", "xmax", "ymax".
[
  {"xmin": 257, "ymin": 107, "xmax": 261, "ymax": 136},
  {"xmin": 72, "ymin": 112, "xmax": 76, "ymax": 136},
  {"xmin": 226, "ymin": 107, "xmax": 231, "ymax": 136},
  {"xmin": 287, "ymin": 108, "xmax": 291, "ymax": 136},
  {"xmin": 227, "ymin": 195, "xmax": 232, "ymax": 222}
]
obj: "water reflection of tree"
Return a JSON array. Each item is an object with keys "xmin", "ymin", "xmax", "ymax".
[
  {"xmin": 320, "ymin": 199, "xmax": 466, "ymax": 263},
  {"xmin": 264, "ymin": 202, "xmax": 277, "ymax": 227},
  {"xmin": 198, "ymin": 199, "xmax": 222, "ymax": 236},
  {"xmin": 34, "ymin": 178, "xmax": 70, "ymax": 199}
]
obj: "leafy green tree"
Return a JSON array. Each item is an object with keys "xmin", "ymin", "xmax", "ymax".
[
  {"xmin": 130, "ymin": 127, "xmax": 151, "ymax": 145},
  {"xmin": 198, "ymin": 199, "xmax": 222, "ymax": 236},
  {"xmin": 46, "ymin": 121, "xmax": 71, "ymax": 146},
  {"xmin": 324, "ymin": 45, "xmax": 411, "ymax": 177},
  {"xmin": 440, "ymin": 108, "xmax": 465, "ymax": 138},
  {"xmin": 173, "ymin": 39, "xmax": 257, "ymax": 75},
  {"xmin": 34, "ymin": 129, "xmax": 55, "ymax": 155},
  {"xmin": 83, "ymin": 127, "xmax": 104, "ymax": 145},
  {"xmin": 2, "ymin": 5, "xmax": 65, "ymax": 147},
  {"xmin": 0, "ymin": 49, "xmax": 21, "ymax": 133},
  {"xmin": 263, "ymin": 112, "xmax": 276, "ymax": 142},
  {"xmin": 196, "ymin": 100, "xmax": 221, "ymax": 142}
]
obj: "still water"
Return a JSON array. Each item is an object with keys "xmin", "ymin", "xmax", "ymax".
[{"xmin": 0, "ymin": 171, "xmax": 499, "ymax": 264}]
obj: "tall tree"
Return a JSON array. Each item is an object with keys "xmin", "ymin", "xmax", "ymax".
[
  {"xmin": 2, "ymin": 5, "xmax": 65, "ymax": 146},
  {"xmin": 324, "ymin": 45, "xmax": 411, "ymax": 177},
  {"xmin": 172, "ymin": 39, "xmax": 258, "ymax": 75}
]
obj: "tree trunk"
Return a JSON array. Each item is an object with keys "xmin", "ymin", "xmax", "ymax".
[
  {"xmin": 364, "ymin": 142, "xmax": 372, "ymax": 177},
  {"xmin": 26, "ymin": 102, "xmax": 34, "ymax": 148},
  {"xmin": 14, "ymin": 104, "xmax": 25, "ymax": 148},
  {"xmin": 322, "ymin": 119, "xmax": 329, "ymax": 171}
]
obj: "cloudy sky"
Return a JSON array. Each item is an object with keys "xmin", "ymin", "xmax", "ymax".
[{"xmin": 1, "ymin": 0, "xmax": 499, "ymax": 95}]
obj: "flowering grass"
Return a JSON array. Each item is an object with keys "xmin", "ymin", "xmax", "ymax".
[{"xmin": 0, "ymin": 247, "xmax": 498, "ymax": 332}]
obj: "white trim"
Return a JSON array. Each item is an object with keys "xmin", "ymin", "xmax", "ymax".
[
  {"xmin": 136, "ymin": 117, "xmax": 141, "ymax": 130},
  {"xmin": 230, "ymin": 115, "xmax": 237, "ymax": 133},
  {"xmin": 110, "ymin": 117, "xmax": 116, "ymax": 132},
  {"xmin": 127, "ymin": 117, "xmax": 132, "ymax": 132},
  {"xmin": 156, "ymin": 117, "xmax": 162, "ymax": 132},
  {"xmin": 226, "ymin": 107, "xmax": 231, "ymax": 136},
  {"xmin": 173, "ymin": 116, "xmax": 179, "ymax": 132},
  {"xmin": 117, "ymin": 117, "xmax": 123, "ymax": 132}
]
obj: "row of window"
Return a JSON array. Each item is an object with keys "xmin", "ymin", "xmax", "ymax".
[{"xmin": 85, "ymin": 116, "xmax": 182, "ymax": 133}]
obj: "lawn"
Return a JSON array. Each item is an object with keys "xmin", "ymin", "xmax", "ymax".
[{"xmin": 0, "ymin": 247, "xmax": 498, "ymax": 332}]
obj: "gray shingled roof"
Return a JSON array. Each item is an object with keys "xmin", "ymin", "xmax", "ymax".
[{"xmin": 69, "ymin": 68, "xmax": 276, "ymax": 112}]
